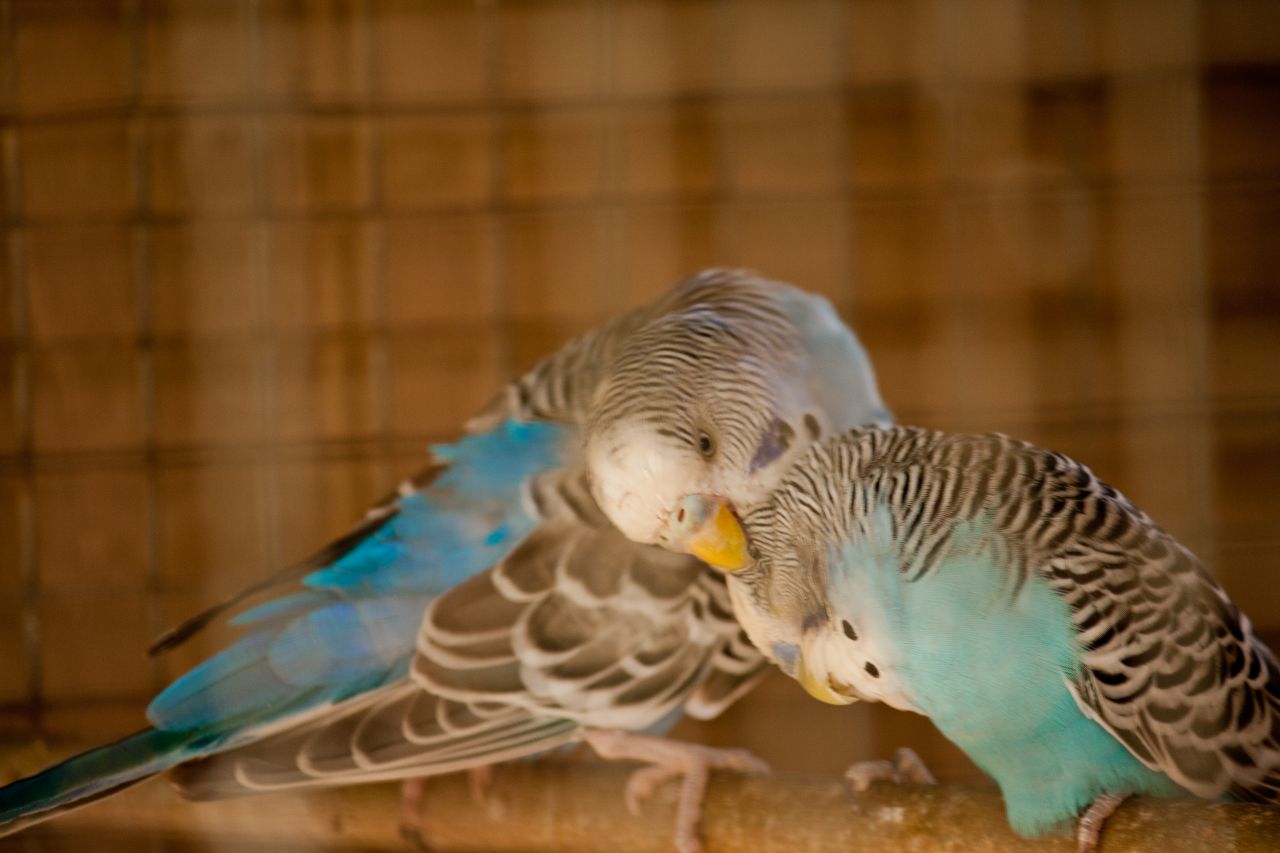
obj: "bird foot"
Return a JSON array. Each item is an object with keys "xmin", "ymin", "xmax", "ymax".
[
  {"xmin": 399, "ymin": 777, "xmax": 432, "ymax": 850},
  {"xmin": 1077, "ymin": 792, "xmax": 1128, "ymax": 853},
  {"xmin": 399, "ymin": 766, "xmax": 504, "ymax": 848},
  {"xmin": 844, "ymin": 747, "xmax": 937, "ymax": 792},
  {"xmin": 468, "ymin": 764, "xmax": 505, "ymax": 820},
  {"xmin": 582, "ymin": 729, "xmax": 770, "ymax": 853}
]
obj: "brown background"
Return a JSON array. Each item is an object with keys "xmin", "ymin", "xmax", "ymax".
[{"xmin": 0, "ymin": 0, "xmax": 1278, "ymax": 806}]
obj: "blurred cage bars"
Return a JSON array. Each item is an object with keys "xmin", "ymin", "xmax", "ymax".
[{"xmin": 0, "ymin": 0, "xmax": 1275, "ymax": 783}]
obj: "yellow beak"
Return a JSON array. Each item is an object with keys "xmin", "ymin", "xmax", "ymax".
[
  {"xmin": 686, "ymin": 501, "xmax": 750, "ymax": 572},
  {"xmin": 798, "ymin": 658, "xmax": 857, "ymax": 705}
]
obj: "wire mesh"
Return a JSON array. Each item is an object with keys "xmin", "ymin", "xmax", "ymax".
[{"xmin": 0, "ymin": 0, "xmax": 1274, "ymax": 784}]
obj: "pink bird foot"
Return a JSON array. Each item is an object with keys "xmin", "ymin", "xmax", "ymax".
[
  {"xmin": 1077, "ymin": 792, "xmax": 1129, "ymax": 853},
  {"xmin": 399, "ymin": 766, "xmax": 503, "ymax": 849},
  {"xmin": 844, "ymin": 746, "xmax": 937, "ymax": 792},
  {"xmin": 583, "ymin": 729, "xmax": 770, "ymax": 853}
]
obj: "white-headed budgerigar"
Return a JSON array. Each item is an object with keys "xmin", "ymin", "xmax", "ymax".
[
  {"xmin": 682, "ymin": 426, "xmax": 1280, "ymax": 851},
  {"xmin": 0, "ymin": 269, "xmax": 890, "ymax": 852}
]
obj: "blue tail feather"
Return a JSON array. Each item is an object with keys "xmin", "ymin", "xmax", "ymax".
[{"xmin": 0, "ymin": 727, "xmax": 218, "ymax": 835}]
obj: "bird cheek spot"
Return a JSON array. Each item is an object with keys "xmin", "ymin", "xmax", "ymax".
[
  {"xmin": 864, "ymin": 661, "xmax": 880, "ymax": 679},
  {"xmin": 803, "ymin": 413, "xmax": 822, "ymax": 441},
  {"xmin": 771, "ymin": 642, "xmax": 799, "ymax": 673},
  {"xmin": 842, "ymin": 619, "xmax": 858, "ymax": 641},
  {"xmin": 749, "ymin": 417, "xmax": 794, "ymax": 473}
]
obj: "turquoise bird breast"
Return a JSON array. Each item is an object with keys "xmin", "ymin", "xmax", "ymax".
[
  {"xmin": 734, "ymin": 426, "xmax": 1280, "ymax": 838},
  {"xmin": 817, "ymin": 510, "xmax": 1188, "ymax": 836}
]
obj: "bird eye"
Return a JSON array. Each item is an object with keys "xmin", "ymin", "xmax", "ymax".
[{"xmin": 698, "ymin": 432, "xmax": 715, "ymax": 458}]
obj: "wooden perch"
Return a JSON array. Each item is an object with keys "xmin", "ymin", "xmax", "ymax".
[{"xmin": 15, "ymin": 759, "xmax": 1280, "ymax": 851}]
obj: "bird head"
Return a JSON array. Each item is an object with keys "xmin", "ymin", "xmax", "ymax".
[{"xmin": 585, "ymin": 308, "xmax": 824, "ymax": 568}]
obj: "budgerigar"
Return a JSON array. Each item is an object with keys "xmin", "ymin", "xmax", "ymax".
[
  {"xmin": 684, "ymin": 426, "xmax": 1280, "ymax": 851},
  {"xmin": 0, "ymin": 269, "xmax": 889, "ymax": 852}
]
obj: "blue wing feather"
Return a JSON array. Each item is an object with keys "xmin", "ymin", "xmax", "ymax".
[{"xmin": 147, "ymin": 419, "xmax": 573, "ymax": 733}]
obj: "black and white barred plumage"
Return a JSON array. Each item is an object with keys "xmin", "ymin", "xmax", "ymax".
[
  {"xmin": 2, "ymin": 268, "xmax": 893, "ymax": 845},
  {"xmin": 474, "ymin": 270, "xmax": 805, "ymax": 430},
  {"xmin": 148, "ymin": 270, "xmax": 882, "ymax": 800},
  {"xmin": 743, "ymin": 426, "xmax": 1280, "ymax": 804}
]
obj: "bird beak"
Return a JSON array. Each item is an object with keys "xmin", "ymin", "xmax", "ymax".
[
  {"xmin": 684, "ymin": 497, "xmax": 750, "ymax": 572},
  {"xmin": 797, "ymin": 657, "xmax": 857, "ymax": 706}
]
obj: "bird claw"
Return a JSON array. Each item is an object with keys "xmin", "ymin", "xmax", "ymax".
[
  {"xmin": 624, "ymin": 764, "xmax": 679, "ymax": 816},
  {"xmin": 398, "ymin": 823, "xmax": 433, "ymax": 852},
  {"xmin": 583, "ymin": 729, "xmax": 771, "ymax": 853},
  {"xmin": 399, "ymin": 766, "xmax": 505, "ymax": 845},
  {"xmin": 468, "ymin": 764, "xmax": 505, "ymax": 819},
  {"xmin": 1077, "ymin": 792, "xmax": 1128, "ymax": 853},
  {"xmin": 398, "ymin": 777, "xmax": 432, "ymax": 850},
  {"xmin": 845, "ymin": 747, "xmax": 937, "ymax": 792}
]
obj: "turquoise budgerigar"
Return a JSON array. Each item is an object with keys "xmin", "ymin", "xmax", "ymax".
[
  {"xmin": 683, "ymin": 426, "xmax": 1280, "ymax": 851},
  {"xmin": 0, "ymin": 269, "xmax": 890, "ymax": 852}
]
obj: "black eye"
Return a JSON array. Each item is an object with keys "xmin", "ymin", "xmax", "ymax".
[{"xmin": 698, "ymin": 432, "xmax": 715, "ymax": 458}]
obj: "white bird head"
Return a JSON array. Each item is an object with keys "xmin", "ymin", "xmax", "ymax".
[{"xmin": 584, "ymin": 302, "xmax": 823, "ymax": 569}]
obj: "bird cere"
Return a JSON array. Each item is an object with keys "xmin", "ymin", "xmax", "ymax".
[{"xmin": 2, "ymin": 270, "xmax": 1276, "ymax": 852}]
